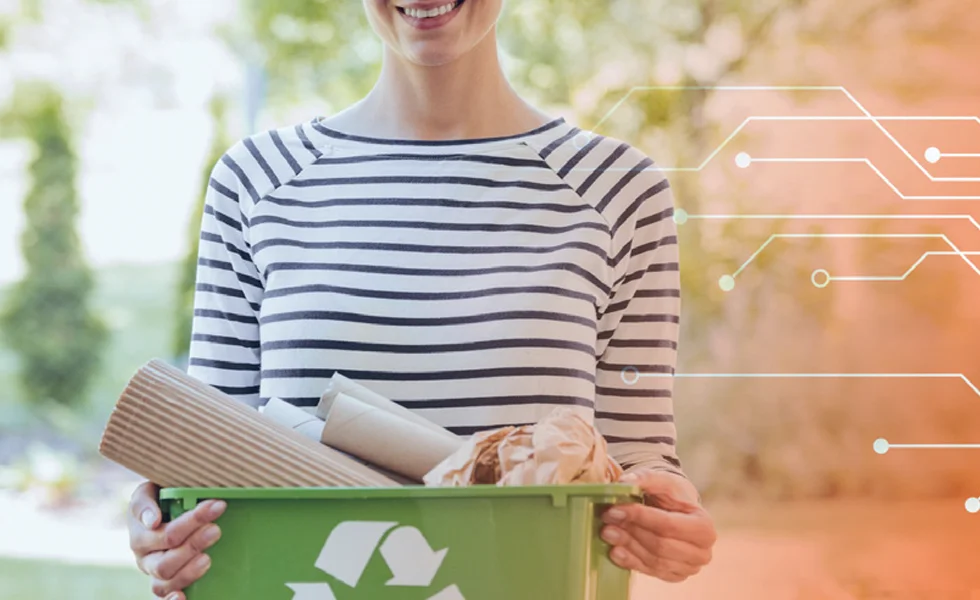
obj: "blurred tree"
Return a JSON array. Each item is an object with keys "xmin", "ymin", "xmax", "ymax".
[
  {"xmin": 172, "ymin": 93, "xmax": 233, "ymax": 362},
  {"xmin": 0, "ymin": 82, "xmax": 108, "ymax": 409}
]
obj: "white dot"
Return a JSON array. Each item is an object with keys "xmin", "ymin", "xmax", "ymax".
[
  {"xmin": 673, "ymin": 208, "xmax": 689, "ymax": 225},
  {"xmin": 873, "ymin": 438, "xmax": 889, "ymax": 454},
  {"xmin": 735, "ymin": 152, "xmax": 752, "ymax": 168},
  {"xmin": 719, "ymin": 275, "xmax": 735, "ymax": 292},
  {"xmin": 966, "ymin": 497, "xmax": 980, "ymax": 513},
  {"xmin": 924, "ymin": 147, "xmax": 941, "ymax": 164}
]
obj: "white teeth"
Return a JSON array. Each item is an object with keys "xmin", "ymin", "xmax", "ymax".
[{"xmin": 403, "ymin": 1, "xmax": 457, "ymax": 19}]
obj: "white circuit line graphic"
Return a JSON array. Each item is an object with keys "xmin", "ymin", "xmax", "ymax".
[
  {"xmin": 570, "ymin": 86, "xmax": 980, "ymax": 199},
  {"xmin": 671, "ymin": 213, "xmax": 980, "ymax": 288},
  {"xmin": 599, "ymin": 86, "xmax": 980, "ymax": 510},
  {"xmin": 715, "ymin": 232, "xmax": 979, "ymax": 290},
  {"xmin": 621, "ymin": 370, "xmax": 980, "ymax": 511}
]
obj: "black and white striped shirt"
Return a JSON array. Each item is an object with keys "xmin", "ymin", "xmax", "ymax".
[{"xmin": 187, "ymin": 116, "xmax": 684, "ymax": 475}]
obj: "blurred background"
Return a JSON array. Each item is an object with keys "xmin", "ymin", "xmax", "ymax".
[{"xmin": 1, "ymin": 0, "xmax": 979, "ymax": 598}]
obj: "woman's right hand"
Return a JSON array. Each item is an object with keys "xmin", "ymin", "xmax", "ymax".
[{"xmin": 128, "ymin": 481, "xmax": 227, "ymax": 600}]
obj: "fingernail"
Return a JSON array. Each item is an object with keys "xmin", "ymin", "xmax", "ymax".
[
  {"xmin": 165, "ymin": 594, "xmax": 179, "ymax": 600},
  {"xmin": 621, "ymin": 473, "xmax": 638, "ymax": 483},
  {"xmin": 611, "ymin": 547, "xmax": 630, "ymax": 564},
  {"xmin": 196, "ymin": 553, "xmax": 212, "ymax": 570},
  {"xmin": 202, "ymin": 525, "xmax": 221, "ymax": 545},
  {"xmin": 601, "ymin": 527, "xmax": 621, "ymax": 543},
  {"xmin": 209, "ymin": 501, "xmax": 226, "ymax": 518},
  {"xmin": 605, "ymin": 508, "xmax": 626, "ymax": 523},
  {"xmin": 140, "ymin": 509, "xmax": 155, "ymax": 528}
]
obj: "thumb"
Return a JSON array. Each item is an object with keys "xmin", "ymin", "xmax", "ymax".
[
  {"xmin": 625, "ymin": 470, "xmax": 700, "ymax": 511},
  {"xmin": 130, "ymin": 481, "xmax": 162, "ymax": 529}
]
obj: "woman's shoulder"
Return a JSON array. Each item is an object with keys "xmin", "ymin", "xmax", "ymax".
[
  {"xmin": 209, "ymin": 118, "xmax": 330, "ymax": 207},
  {"xmin": 527, "ymin": 121, "xmax": 673, "ymax": 223}
]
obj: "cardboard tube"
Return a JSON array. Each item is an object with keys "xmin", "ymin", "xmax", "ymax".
[
  {"xmin": 315, "ymin": 373, "xmax": 459, "ymax": 441},
  {"xmin": 320, "ymin": 392, "xmax": 464, "ymax": 482},
  {"xmin": 98, "ymin": 359, "xmax": 400, "ymax": 488},
  {"xmin": 262, "ymin": 398, "xmax": 418, "ymax": 485},
  {"xmin": 262, "ymin": 398, "xmax": 328, "ymax": 443}
]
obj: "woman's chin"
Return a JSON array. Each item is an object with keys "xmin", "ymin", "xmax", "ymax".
[{"xmin": 402, "ymin": 44, "xmax": 467, "ymax": 67}]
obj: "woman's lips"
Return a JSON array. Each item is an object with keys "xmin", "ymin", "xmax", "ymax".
[{"xmin": 396, "ymin": 0, "xmax": 464, "ymax": 30}]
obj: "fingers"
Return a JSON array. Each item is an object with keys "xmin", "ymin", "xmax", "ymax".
[
  {"xmin": 149, "ymin": 552, "xmax": 213, "ymax": 598},
  {"xmin": 601, "ymin": 501, "xmax": 716, "ymax": 583},
  {"xmin": 602, "ymin": 526, "xmax": 699, "ymax": 582},
  {"xmin": 160, "ymin": 500, "xmax": 227, "ymax": 551},
  {"xmin": 604, "ymin": 503, "xmax": 716, "ymax": 548},
  {"xmin": 141, "ymin": 523, "xmax": 222, "ymax": 582},
  {"xmin": 132, "ymin": 499, "xmax": 226, "ymax": 558},
  {"xmin": 603, "ymin": 523, "xmax": 711, "ymax": 567}
]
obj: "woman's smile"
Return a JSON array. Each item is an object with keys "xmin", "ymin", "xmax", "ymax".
[{"xmin": 394, "ymin": 0, "xmax": 466, "ymax": 30}]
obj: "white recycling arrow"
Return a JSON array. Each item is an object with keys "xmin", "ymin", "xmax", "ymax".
[
  {"xmin": 285, "ymin": 583, "xmax": 337, "ymax": 600},
  {"xmin": 428, "ymin": 584, "xmax": 466, "ymax": 600},
  {"xmin": 380, "ymin": 526, "xmax": 448, "ymax": 587},
  {"xmin": 315, "ymin": 521, "xmax": 398, "ymax": 587}
]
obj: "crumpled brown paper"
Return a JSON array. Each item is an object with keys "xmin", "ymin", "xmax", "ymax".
[{"xmin": 422, "ymin": 407, "xmax": 623, "ymax": 486}]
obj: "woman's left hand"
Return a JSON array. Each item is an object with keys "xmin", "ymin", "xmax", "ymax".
[{"xmin": 600, "ymin": 469, "xmax": 716, "ymax": 583}]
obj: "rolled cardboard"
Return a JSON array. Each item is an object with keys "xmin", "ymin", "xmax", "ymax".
[
  {"xmin": 315, "ymin": 373, "xmax": 458, "ymax": 441},
  {"xmin": 98, "ymin": 359, "xmax": 400, "ymax": 488},
  {"xmin": 320, "ymin": 392, "xmax": 464, "ymax": 482},
  {"xmin": 262, "ymin": 398, "xmax": 419, "ymax": 485},
  {"xmin": 262, "ymin": 398, "xmax": 327, "ymax": 443}
]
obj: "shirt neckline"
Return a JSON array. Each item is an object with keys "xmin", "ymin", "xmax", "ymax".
[{"xmin": 303, "ymin": 116, "xmax": 570, "ymax": 155}]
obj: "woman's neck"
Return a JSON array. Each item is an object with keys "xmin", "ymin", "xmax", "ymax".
[{"xmin": 332, "ymin": 30, "xmax": 550, "ymax": 141}]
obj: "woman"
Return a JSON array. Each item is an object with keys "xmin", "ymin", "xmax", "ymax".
[{"xmin": 127, "ymin": 1, "xmax": 716, "ymax": 597}]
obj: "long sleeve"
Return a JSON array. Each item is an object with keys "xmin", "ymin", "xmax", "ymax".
[
  {"xmin": 185, "ymin": 148, "xmax": 265, "ymax": 407},
  {"xmin": 594, "ymin": 163, "xmax": 685, "ymax": 477}
]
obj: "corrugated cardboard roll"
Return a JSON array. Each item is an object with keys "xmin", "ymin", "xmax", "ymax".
[
  {"xmin": 98, "ymin": 359, "xmax": 400, "ymax": 488},
  {"xmin": 318, "ymin": 392, "xmax": 464, "ymax": 482}
]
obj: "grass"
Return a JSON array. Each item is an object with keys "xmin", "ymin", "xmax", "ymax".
[{"xmin": 0, "ymin": 557, "xmax": 151, "ymax": 600}]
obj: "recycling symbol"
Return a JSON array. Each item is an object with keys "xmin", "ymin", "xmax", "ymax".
[{"xmin": 285, "ymin": 521, "xmax": 465, "ymax": 600}]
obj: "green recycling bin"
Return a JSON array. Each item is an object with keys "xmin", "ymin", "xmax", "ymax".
[{"xmin": 160, "ymin": 484, "xmax": 642, "ymax": 600}]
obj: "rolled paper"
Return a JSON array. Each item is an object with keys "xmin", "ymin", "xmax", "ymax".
[
  {"xmin": 262, "ymin": 398, "xmax": 328, "ymax": 443},
  {"xmin": 98, "ymin": 359, "xmax": 400, "ymax": 488},
  {"xmin": 315, "ymin": 373, "xmax": 459, "ymax": 441},
  {"xmin": 261, "ymin": 398, "xmax": 417, "ymax": 485},
  {"xmin": 319, "ymin": 392, "xmax": 464, "ymax": 483}
]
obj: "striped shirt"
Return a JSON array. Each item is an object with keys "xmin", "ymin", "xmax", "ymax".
[{"xmin": 186, "ymin": 116, "xmax": 684, "ymax": 475}]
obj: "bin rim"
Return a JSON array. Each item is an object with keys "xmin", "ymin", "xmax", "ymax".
[{"xmin": 159, "ymin": 483, "xmax": 642, "ymax": 504}]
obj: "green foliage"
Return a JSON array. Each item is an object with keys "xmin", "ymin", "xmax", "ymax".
[
  {"xmin": 239, "ymin": 0, "xmax": 380, "ymax": 111},
  {"xmin": 0, "ymin": 82, "xmax": 108, "ymax": 410},
  {"xmin": 0, "ymin": 16, "xmax": 11, "ymax": 49},
  {"xmin": 171, "ymin": 94, "xmax": 233, "ymax": 358}
]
